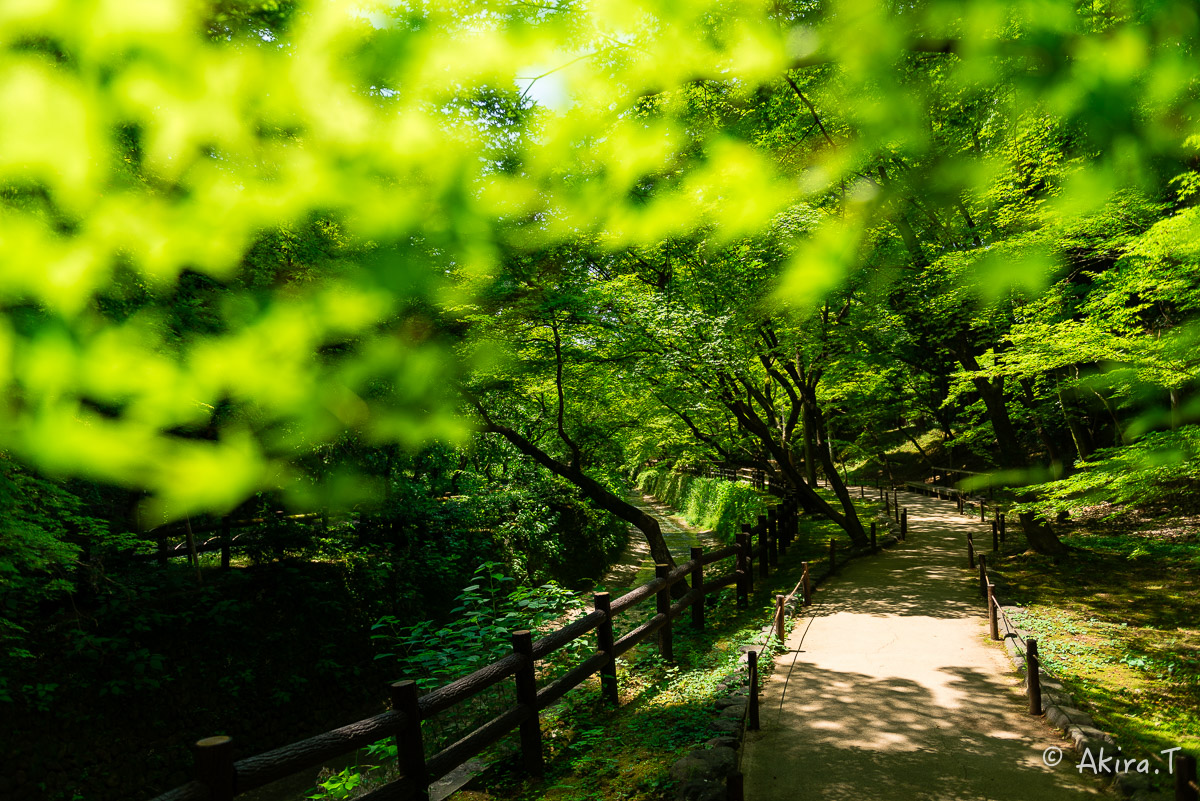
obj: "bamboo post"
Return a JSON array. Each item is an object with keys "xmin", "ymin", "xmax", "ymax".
[
  {"xmin": 901, "ymin": 509, "xmax": 907, "ymax": 541},
  {"xmin": 194, "ymin": 736, "xmax": 235, "ymax": 801},
  {"xmin": 391, "ymin": 680, "xmax": 429, "ymax": 799},
  {"xmin": 511, "ymin": 631, "xmax": 544, "ymax": 775},
  {"xmin": 774, "ymin": 595, "xmax": 786, "ymax": 642},
  {"xmin": 802, "ymin": 562, "xmax": 811, "ymax": 606},
  {"xmin": 967, "ymin": 533, "xmax": 975, "ymax": 568},
  {"xmin": 594, "ymin": 593, "xmax": 618, "ymax": 705},
  {"xmin": 748, "ymin": 651, "xmax": 760, "ymax": 731},
  {"xmin": 978, "ymin": 554, "xmax": 988, "ymax": 600},
  {"xmin": 987, "ymin": 583, "xmax": 999, "ymax": 641},
  {"xmin": 1027, "ymin": 639, "xmax": 1042, "ymax": 715},
  {"xmin": 655, "ymin": 564, "xmax": 673, "ymax": 661}
]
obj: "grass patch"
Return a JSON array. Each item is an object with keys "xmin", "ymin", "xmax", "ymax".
[{"xmin": 992, "ymin": 512, "xmax": 1200, "ymax": 792}]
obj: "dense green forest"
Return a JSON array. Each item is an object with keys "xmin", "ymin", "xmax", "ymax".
[{"xmin": 1, "ymin": 0, "xmax": 1198, "ymax": 798}]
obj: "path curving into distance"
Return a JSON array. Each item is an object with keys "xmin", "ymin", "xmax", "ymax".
[
  {"xmin": 742, "ymin": 491, "xmax": 1105, "ymax": 801},
  {"xmin": 600, "ymin": 492, "xmax": 724, "ymax": 589}
]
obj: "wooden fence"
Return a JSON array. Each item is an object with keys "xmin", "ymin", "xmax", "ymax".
[{"xmin": 147, "ymin": 495, "xmax": 805, "ymax": 801}]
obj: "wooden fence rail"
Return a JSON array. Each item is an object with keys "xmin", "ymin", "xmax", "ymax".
[{"xmin": 148, "ymin": 495, "xmax": 803, "ymax": 801}]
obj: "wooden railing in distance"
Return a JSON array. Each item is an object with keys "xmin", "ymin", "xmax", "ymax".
[{"xmin": 148, "ymin": 497, "xmax": 802, "ymax": 801}]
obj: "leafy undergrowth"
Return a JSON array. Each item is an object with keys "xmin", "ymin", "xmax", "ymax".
[
  {"xmin": 993, "ymin": 504, "xmax": 1200, "ymax": 792},
  {"xmin": 411, "ymin": 505, "xmax": 862, "ymax": 801}
]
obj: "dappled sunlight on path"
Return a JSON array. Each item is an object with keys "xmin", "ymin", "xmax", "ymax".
[{"xmin": 743, "ymin": 491, "xmax": 1103, "ymax": 800}]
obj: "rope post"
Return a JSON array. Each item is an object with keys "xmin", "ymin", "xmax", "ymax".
[
  {"xmin": 978, "ymin": 554, "xmax": 988, "ymax": 600},
  {"xmin": 901, "ymin": 509, "xmax": 907, "ymax": 541},
  {"xmin": 774, "ymin": 595, "xmax": 786, "ymax": 642},
  {"xmin": 829, "ymin": 538, "xmax": 836, "ymax": 572},
  {"xmin": 689, "ymin": 547, "xmax": 705, "ymax": 630},
  {"xmin": 727, "ymin": 771, "xmax": 745, "ymax": 801},
  {"xmin": 1027, "ymin": 639, "xmax": 1042, "ymax": 715},
  {"xmin": 894, "ymin": 491, "xmax": 900, "ymax": 522},
  {"xmin": 870, "ymin": 522, "xmax": 877, "ymax": 553},
  {"xmin": 967, "ymin": 533, "xmax": 975, "ymax": 569},
  {"xmin": 987, "ymin": 583, "xmax": 999, "ymax": 641},
  {"xmin": 511, "ymin": 631, "xmax": 544, "ymax": 776},
  {"xmin": 992, "ymin": 521, "xmax": 999, "ymax": 551},
  {"xmin": 390, "ymin": 680, "xmax": 429, "ymax": 799},
  {"xmin": 802, "ymin": 562, "xmax": 811, "ymax": 606},
  {"xmin": 1176, "ymin": 753, "xmax": 1198, "ymax": 801},
  {"xmin": 655, "ymin": 564, "xmax": 673, "ymax": 661},
  {"xmin": 194, "ymin": 736, "xmax": 235, "ymax": 801},
  {"xmin": 594, "ymin": 593, "xmax": 618, "ymax": 705},
  {"xmin": 980, "ymin": 501, "xmax": 986, "ymax": 522},
  {"xmin": 1000, "ymin": 513, "xmax": 1006, "ymax": 542},
  {"xmin": 220, "ymin": 516, "xmax": 231, "ymax": 570},
  {"xmin": 748, "ymin": 650, "xmax": 760, "ymax": 731}
]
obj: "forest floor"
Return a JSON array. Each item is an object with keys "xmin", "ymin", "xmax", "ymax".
[
  {"xmin": 742, "ymin": 491, "xmax": 1108, "ymax": 800},
  {"xmin": 989, "ymin": 500, "xmax": 1200, "ymax": 793}
]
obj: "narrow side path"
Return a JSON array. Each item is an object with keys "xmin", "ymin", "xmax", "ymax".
[
  {"xmin": 601, "ymin": 491, "xmax": 723, "ymax": 589},
  {"xmin": 742, "ymin": 491, "xmax": 1104, "ymax": 800}
]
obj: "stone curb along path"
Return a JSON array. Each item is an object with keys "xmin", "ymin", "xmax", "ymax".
[
  {"xmin": 997, "ymin": 609, "xmax": 1168, "ymax": 801},
  {"xmin": 740, "ymin": 490, "xmax": 1109, "ymax": 801}
]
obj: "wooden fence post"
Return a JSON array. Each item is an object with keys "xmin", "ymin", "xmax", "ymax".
[
  {"xmin": 992, "ymin": 521, "xmax": 999, "ymax": 551},
  {"xmin": 774, "ymin": 595, "xmax": 786, "ymax": 642},
  {"xmin": 511, "ymin": 631, "xmax": 544, "ymax": 775},
  {"xmin": 748, "ymin": 651, "xmax": 760, "ymax": 731},
  {"xmin": 770, "ymin": 507, "xmax": 785, "ymax": 559},
  {"xmin": 757, "ymin": 515, "xmax": 771, "ymax": 567},
  {"xmin": 1177, "ymin": 753, "xmax": 1198, "ymax": 801},
  {"xmin": 655, "ymin": 564, "xmax": 673, "ymax": 661},
  {"xmin": 885, "ymin": 494, "xmax": 891, "ymax": 518},
  {"xmin": 980, "ymin": 501, "xmax": 986, "ymax": 522},
  {"xmin": 1027, "ymin": 639, "xmax": 1042, "ymax": 715},
  {"xmin": 194, "ymin": 736, "xmax": 235, "ymax": 801},
  {"xmin": 220, "ymin": 516, "xmax": 231, "ymax": 570},
  {"xmin": 901, "ymin": 509, "xmax": 907, "ymax": 541},
  {"xmin": 594, "ymin": 593, "xmax": 618, "ymax": 705},
  {"xmin": 802, "ymin": 562, "xmax": 811, "ymax": 606},
  {"xmin": 690, "ymin": 547, "xmax": 705, "ymax": 631},
  {"xmin": 978, "ymin": 554, "xmax": 988, "ymax": 600},
  {"xmin": 987, "ymin": 583, "xmax": 999, "ymax": 641},
  {"xmin": 390, "ymin": 680, "xmax": 429, "ymax": 800},
  {"xmin": 967, "ymin": 533, "xmax": 975, "ymax": 569},
  {"xmin": 894, "ymin": 491, "xmax": 900, "ymax": 522},
  {"xmin": 753, "ymin": 522, "xmax": 768, "ymax": 578},
  {"xmin": 1000, "ymin": 513, "xmax": 1006, "ymax": 543}
]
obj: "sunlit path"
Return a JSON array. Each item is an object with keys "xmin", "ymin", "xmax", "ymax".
[{"xmin": 742, "ymin": 491, "xmax": 1104, "ymax": 800}]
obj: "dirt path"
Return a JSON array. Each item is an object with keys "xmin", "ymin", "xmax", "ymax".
[
  {"xmin": 600, "ymin": 492, "xmax": 723, "ymax": 589},
  {"xmin": 742, "ymin": 491, "xmax": 1107, "ymax": 800}
]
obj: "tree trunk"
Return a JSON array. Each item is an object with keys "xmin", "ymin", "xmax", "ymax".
[
  {"xmin": 481, "ymin": 420, "xmax": 685, "ymax": 594},
  {"xmin": 801, "ymin": 403, "xmax": 819, "ymax": 485},
  {"xmin": 957, "ymin": 347, "xmax": 1066, "ymax": 555}
]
